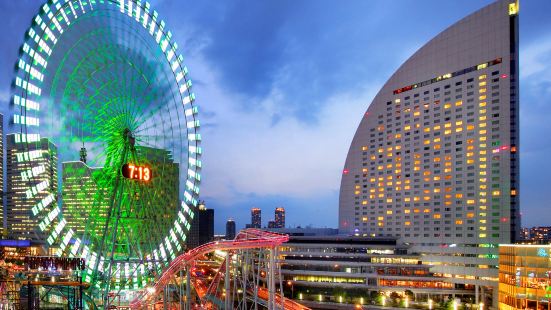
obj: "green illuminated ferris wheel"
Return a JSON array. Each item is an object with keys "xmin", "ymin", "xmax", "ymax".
[{"xmin": 11, "ymin": 0, "xmax": 201, "ymax": 297}]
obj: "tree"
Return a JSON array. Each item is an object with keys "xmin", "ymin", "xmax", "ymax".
[{"xmin": 404, "ymin": 289, "xmax": 414, "ymax": 301}]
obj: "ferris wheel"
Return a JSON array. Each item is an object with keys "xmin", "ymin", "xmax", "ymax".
[{"xmin": 10, "ymin": 0, "xmax": 201, "ymax": 299}]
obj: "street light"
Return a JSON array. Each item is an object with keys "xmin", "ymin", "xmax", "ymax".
[
  {"xmin": 287, "ymin": 280, "xmax": 294, "ymax": 299},
  {"xmin": 479, "ymin": 302, "xmax": 484, "ymax": 310},
  {"xmin": 428, "ymin": 299, "xmax": 433, "ymax": 310},
  {"xmin": 453, "ymin": 300, "xmax": 458, "ymax": 310},
  {"xmin": 405, "ymin": 296, "xmax": 409, "ymax": 308}
]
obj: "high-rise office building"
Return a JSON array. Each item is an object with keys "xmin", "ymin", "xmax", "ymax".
[
  {"xmin": 251, "ymin": 208, "xmax": 261, "ymax": 228},
  {"xmin": 187, "ymin": 201, "xmax": 214, "ymax": 249},
  {"xmin": 275, "ymin": 207, "xmax": 285, "ymax": 228},
  {"xmin": 226, "ymin": 218, "xmax": 236, "ymax": 240},
  {"xmin": 339, "ymin": 0, "xmax": 519, "ymax": 304},
  {"xmin": 7, "ymin": 135, "xmax": 58, "ymax": 241},
  {"xmin": 61, "ymin": 161, "xmax": 105, "ymax": 236}
]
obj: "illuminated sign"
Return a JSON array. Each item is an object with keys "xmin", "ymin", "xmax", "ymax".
[
  {"xmin": 122, "ymin": 164, "xmax": 151, "ymax": 181},
  {"xmin": 509, "ymin": 2, "xmax": 519, "ymax": 16}
]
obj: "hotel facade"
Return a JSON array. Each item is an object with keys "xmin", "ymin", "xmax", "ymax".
[{"xmin": 339, "ymin": 0, "xmax": 520, "ymax": 304}]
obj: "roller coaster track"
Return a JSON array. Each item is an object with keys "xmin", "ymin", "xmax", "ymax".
[{"xmin": 131, "ymin": 229, "xmax": 308, "ymax": 309}]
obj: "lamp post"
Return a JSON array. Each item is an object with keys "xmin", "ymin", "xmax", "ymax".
[{"xmin": 287, "ymin": 280, "xmax": 294, "ymax": 299}]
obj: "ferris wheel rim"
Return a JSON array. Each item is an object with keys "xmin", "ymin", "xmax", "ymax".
[{"xmin": 10, "ymin": 0, "xmax": 201, "ymax": 293}]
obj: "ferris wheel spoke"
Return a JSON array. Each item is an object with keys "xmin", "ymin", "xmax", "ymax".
[{"xmin": 12, "ymin": 0, "xmax": 199, "ymax": 294}]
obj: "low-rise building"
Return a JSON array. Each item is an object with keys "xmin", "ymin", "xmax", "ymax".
[
  {"xmin": 279, "ymin": 236, "xmax": 479, "ymax": 307},
  {"xmin": 498, "ymin": 244, "xmax": 551, "ymax": 310}
]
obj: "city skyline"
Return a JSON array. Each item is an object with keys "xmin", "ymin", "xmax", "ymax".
[{"xmin": 0, "ymin": 1, "xmax": 550, "ymax": 234}]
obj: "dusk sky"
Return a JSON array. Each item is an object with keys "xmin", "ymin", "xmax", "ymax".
[{"xmin": 1, "ymin": 1, "xmax": 550, "ymax": 234}]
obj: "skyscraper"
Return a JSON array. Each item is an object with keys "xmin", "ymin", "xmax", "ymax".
[
  {"xmin": 187, "ymin": 201, "xmax": 214, "ymax": 249},
  {"xmin": 61, "ymin": 161, "xmax": 105, "ymax": 236},
  {"xmin": 339, "ymin": 0, "xmax": 519, "ymax": 303},
  {"xmin": 7, "ymin": 135, "xmax": 58, "ymax": 241},
  {"xmin": 251, "ymin": 208, "xmax": 261, "ymax": 228},
  {"xmin": 275, "ymin": 207, "xmax": 285, "ymax": 228},
  {"xmin": 226, "ymin": 218, "xmax": 236, "ymax": 240}
]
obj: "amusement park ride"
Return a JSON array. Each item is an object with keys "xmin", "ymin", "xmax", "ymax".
[{"xmin": 2, "ymin": 0, "xmax": 308, "ymax": 308}]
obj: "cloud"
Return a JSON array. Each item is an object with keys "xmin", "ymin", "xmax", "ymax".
[
  {"xmin": 520, "ymin": 35, "xmax": 551, "ymax": 80},
  {"xmin": 185, "ymin": 46, "xmax": 379, "ymax": 205}
]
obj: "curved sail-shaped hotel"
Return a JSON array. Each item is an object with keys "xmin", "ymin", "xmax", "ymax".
[{"xmin": 340, "ymin": 0, "xmax": 519, "ymax": 303}]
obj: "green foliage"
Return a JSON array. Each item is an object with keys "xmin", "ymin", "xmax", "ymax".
[{"xmin": 404, "ymin": 289, "xmax": 414, "ymax": 300}]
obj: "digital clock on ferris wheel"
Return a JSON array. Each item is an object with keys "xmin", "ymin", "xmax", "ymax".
[{"xmin": 122, "ymin": 163, "xmax": 151, "ymax": 181}]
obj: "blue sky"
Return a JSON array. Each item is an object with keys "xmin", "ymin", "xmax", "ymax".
[{"xmin": 1, "ymin": 1, "xmax": 550, "ymax": 234}]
